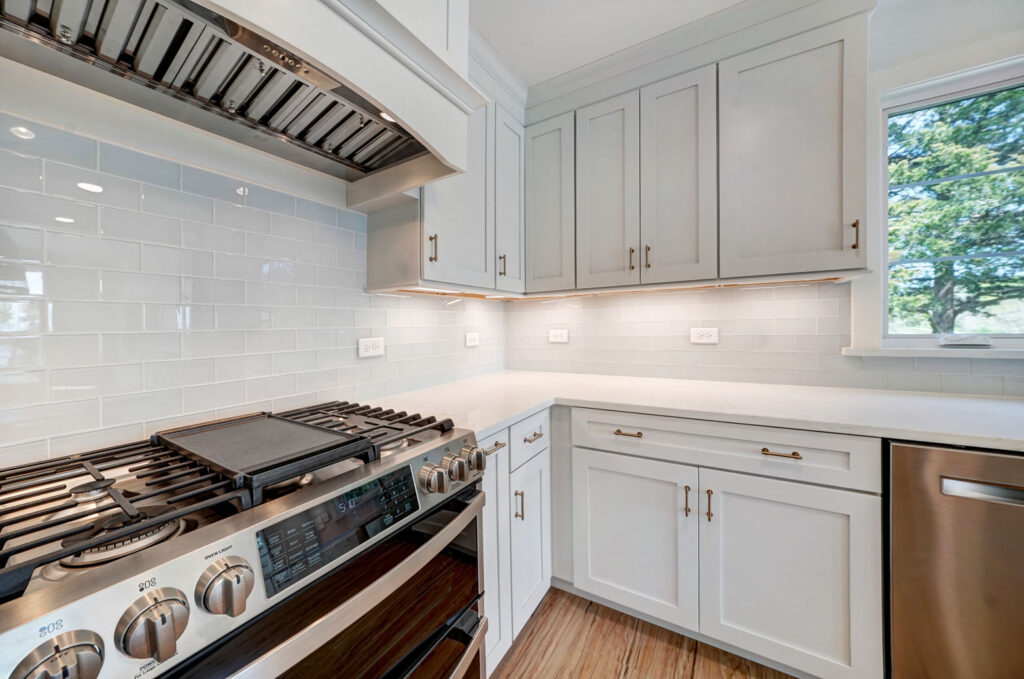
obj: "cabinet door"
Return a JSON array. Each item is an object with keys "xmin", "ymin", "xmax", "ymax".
[
  {"xmin": 699, "ymin": 469, "xmax": 883, "ymax": 679},
  {"xmin": 640, "ymin": 66, "xmax": 718, "ymax": 284},
  {"xmin": 718, "ymin": 18, "xmax": 867, "ymax": 278},
  {"xmin": 422, "ymin": 104, "xmax": 494, "ymax": 288},
  {"xmin": 572, "ymin": 447, "xmax": 699, "ymax": 631},
  {"xmin": 525, "ymin": 112, "xmax": 575, "ymax": 292},
  {"xmin": 509, "ymin": 446, "xmax": 551, "ymax": 636},
  {"xmin": 576, "ymin": 91, "xmax": 640, "ymax": 289},
  {"xmin": 494, "ymin": 105, "xmax": 525, "ymax": 293},
  {"xmin": 480, "ymin": 430, "xmax": 513, "ymax": 666}
]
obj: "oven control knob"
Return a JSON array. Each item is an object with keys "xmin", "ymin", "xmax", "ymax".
[
  {"xmin": 115, "ymin": 587, "xmax": 190, "ymax": 662},
  {"xmin": 418, "ymin": 463, "xmax": 450, "ymax": 494},
  {"xmin": 462, "ymin": 445, "xmax": 486, "ymax": 473},
  {"xmin": 442, "ymin": 452, "xmax": 470, "ymax": 482},
  {"xmin": 196, "ymin": 556, "xmax": 255, "ymax": 618},
  {"xmin": 11, "ymin": 630, "xmax": 104, "ymax": 679}
]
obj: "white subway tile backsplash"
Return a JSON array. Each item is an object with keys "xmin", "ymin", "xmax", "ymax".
[
  {"xmin": 0, "ymin": 399, "xmax": 100, "ymax": 446},
  {"xmin": 182, "ymin": 221, "xmax": 244, "ymax": 254},
  {"xmin": 0, "ymin": 149, "xmax": 42, "ymax": 191},
  {"xmin": 43, "ymin": 335, "xmax": 101, "ymax": 368},
  {"xmin": 216, "ymin": 305, "xmax": 271, "ymax": 330},
  {"xmin": 101, "ymin": 333, "xmax": 180, "ymax": 363},
  {"xmin": 44, "ymin": 162, "xmax": 140, "ymax": 210},
  {"xmin": 49, "ymin": 301, "xmax": 143, "ymax": 333},
  {"xmin": 0, "ymin": 225, "xmax": 44, "ymax": 262},
  {"xmin": 145, "ymin": 358, "xmax": 215, "ymax": 390},
  {"xmin": 143, "ymin": 184, "xmax": 212, "ymax": 222},
  {"xmin": 271, "ymin": 214, "xmax": 318, "ymax": 243},
  {"xmin": 141, "ymin": 244, "xmax": 213, "ymax": 276},
  {"xmin": 49, "ymin": 364, "xmax": 142, "ymax": 401},
  {"xmin": 244, "ymin": 183, "xmax": 294, "ymax": 215},
  {"xmin": 0, "ymin": 113, "xmax": 97, "ymax": 168},
  {"xmin": 101, "ymin": 207, "xmax": 181, "ymax": 245},
  {"xmin": 102, "ymin": 389, "xmax": 180, "ymax": 426},
  {"xmin": 245, "ymin": 329, "xmax": 294, "ymax": 353},
  {"xmin": 0, "ymin": 336, "xmax": 41, "ymax": 369},
  {"xmin": 182, "ymin": 167, "xmax": 245, "ymax": 203},
  {"xmin": 49, "ymin": 423, "xmax": 145, "ymax": 456},
  {"xmin": 216, "ymin": 354, "xmax": 272, "ymax": 381},
  {"xmin": 145, "ymin": 303, "xmax": 216, "ymax": 331},
  {"xmin": 214, "ymin": 201, "xmax": 271, "ymax": 233},
  {"xmin": 0, "ymin": 186, "xmax": 98, "ymax": 235},
  {"xmin": 182, "ymin": 277, "xmax": 245, "ymax": 304},
  {"xmin": 184, "ymin": 381, "xmax": 245, "ymax": 413},
  {"xmin": 47, "ymin": 233, "xmax": 140, "ymax": 270},
  {"xmin": 246, "ymin": 373, "xmax": 294, "ymax": 402},
  {"xmin": 0, "ymin": 369, "xmax": 46, "ymax": 405},
  {"xmin": 101, "ymin": 271, "xmax": 180, "ymax": 302},
  {"xmin": 99, "ymin": 143, "xmax": 180, "ymax": 189},
  {"xmin": 182, "ymin": 331, "xmax": 244, "ymax": 357},
  {"xmin": 245, "ymin": 232, "xmax": 295, "ymax": 260},
  {"xmin": 296, "ymin": 198, "xmax": 337, "ymax": 225}
]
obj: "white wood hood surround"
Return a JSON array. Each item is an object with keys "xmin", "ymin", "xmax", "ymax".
[
  {"xmin": 199, "ymin": 0, "xmax": 487, "ymax": 210},
  {"xmin": 374, "ymin": 371, "xmax": 1024, "ymax": 452}
]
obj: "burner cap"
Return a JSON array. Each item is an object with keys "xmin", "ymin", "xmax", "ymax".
[
  {"xmin": 60, "ymin": 504, "xmax": 183, "ymax": 567},
  {"xmin": 68, "ymin": 478, "xmax": 115, "ymax": 496}
]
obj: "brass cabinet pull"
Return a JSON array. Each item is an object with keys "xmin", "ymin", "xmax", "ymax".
[
  {"xmin": 428, "ymin": 233, "xmax": 438, "ymax": 262},
  {"xmin": 523, "ymin": 431, "xmax": 544, "ymax": 444},
  {"xmin": 483, "ymin": 440, "xmax": 507, "ymax": 456},
  {"xmin": 761, "ymin": 447, "xmax": 803, "ymax": 460},
  {"xmin": 645, "ymin": 244, "xmax": 651, "ymax": 269},
  {"xmin": 498, "ymin": 254, "xmax": 507, "ymax": 276},
  {"xmin": 851, "ymin": 219, "xmax": 860, "ymax": 250},
  {"xmin": 706, "ymin": 489, "xmax": 713, "ymax": 522},
  {"xmin": 613, "ymin": 428, "xmax": 643, "ymax": 438},
  {"xmin": 683, "ymin": 485, "xmax": 691, "ymax": 517},
  {"xmin": 515, "ymin": 490, "xmax": 525, "ymax": 520},
  {"xmin": 629, "ymin": 247, "xmax": 636, "ymax": 270}
]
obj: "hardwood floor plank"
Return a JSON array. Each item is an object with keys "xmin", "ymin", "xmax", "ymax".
[{"xmin": 491, "ymin": 590, "xmax": 794, "ymax": 679}]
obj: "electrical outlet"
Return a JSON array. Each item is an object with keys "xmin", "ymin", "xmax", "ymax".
[
  {"xmin": 358, "ymin": 337, "xmax": 385, "ymax": 358},
  {"xmin": 548, "ymin": 329, "xmax": 569, "ymax": 344},
  {"xmin": 465, "ymin": 331, "xmax": 480, "ymax": 347},
  {"xmin": 690, "ymin": 327, "xmax": 719, "ymax": 345}
]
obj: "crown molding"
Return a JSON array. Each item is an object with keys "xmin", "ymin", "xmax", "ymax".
[
  {"xmin": 525, "ymin": 0, "xmax": 875, "ymax": 125},
  {"xmin": 469, "ymin": 27, "xmax": 528, "ymax": 121}
]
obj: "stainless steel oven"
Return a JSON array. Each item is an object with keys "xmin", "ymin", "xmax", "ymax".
[{"xmin": 167, "ymin": 485, "xmax": 487, "ymax": 678}]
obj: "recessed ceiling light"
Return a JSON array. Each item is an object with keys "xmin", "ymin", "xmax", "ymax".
[
  {"xmin": 54, "ymin": 216, "xmax": 76, "ymax": 223},
  {"xmin": 379, "ymin": 111, "xmax": 396, "ymax": 123},
  {"xmin": 76, "ymin": 182, "xmax": 104, "ymax": 193},
  {"xmin": 10, "ymin": 126, "xmax": 35, "ymax": 140}
]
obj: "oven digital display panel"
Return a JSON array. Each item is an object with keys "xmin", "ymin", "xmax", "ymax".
[{"xmin": 255, "ymin": 466, "xmax": 418, "ymax": 597}]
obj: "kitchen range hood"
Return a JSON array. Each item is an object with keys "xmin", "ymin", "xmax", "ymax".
[{"xmin": 0, "ymin": 0, "xmax": 462, "ymax": 206}]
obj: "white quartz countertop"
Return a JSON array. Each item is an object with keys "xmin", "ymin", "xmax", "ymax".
[{"xmin": 375, "ymin": 370, "xmax": 1024, "ymax": 452}]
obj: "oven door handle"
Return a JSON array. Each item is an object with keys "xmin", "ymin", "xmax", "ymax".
[
  {"xmin": 449, "ymin": 614, "xmax": 488, "ymax": 679},
  {"xmin": 231, "ymin": 491, "xmax": 485, "ymax": 678}
]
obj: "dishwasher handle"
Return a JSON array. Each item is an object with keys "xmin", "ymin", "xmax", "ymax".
[{"xmin": 941, "ymin": 476, "xmax": 1024, "ymax": 507}]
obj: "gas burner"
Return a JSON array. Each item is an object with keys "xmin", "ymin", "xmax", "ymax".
[
  {"xmin": 59, "ymin": 505, "xmax": 184, "ymax": 567},
  {"xmin": 69, "ymin": 478, "xmax": 115, "ymax": 497}
]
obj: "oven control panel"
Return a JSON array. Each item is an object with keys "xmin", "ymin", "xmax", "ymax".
[{"xmin": 256, "ymin": 466, "xmax": 419, "ymax": 598}]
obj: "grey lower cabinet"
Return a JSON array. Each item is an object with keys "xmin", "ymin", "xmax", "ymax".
[
  {"xmin": 718, "ymin": 17, "xmax": 867, "ymax": 277},
  {"xmin": 575, "ymin": 90, "xmax": 641, "ymax": 289},
  {"xmin": 524, "ymin": 112, "xmax": 576, "ymax": 292}
]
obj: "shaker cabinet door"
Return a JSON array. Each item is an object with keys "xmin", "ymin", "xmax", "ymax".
[
  {"xmin": 575, "ymin": 91, "xmax": 641, "ymax": 289},
  {"xmin": 480, "ymin": 430, "xmax": 513, "ymax": 666},
  {"xmin": 640, "ymin": 66, "xmax": 718, "ymax": 284},
  {"xmin": 718, "ymin": 17, "xmax": 867, "ymax": 277},
  {"xmin": 494, "ymin": 105, "xmax": 526, "ymax": 293},
  {"xmin": 422, "ymin": 104, "xmax": 494, "ymax": 288},
  {"xmin": 525, "ymin": 112, "xmax": 576, "ymax": 292},
  {"xmin": 509, "ymin": 447, "xmax": 551, "ymax": 637},
  {"xmin": 699, "ymin": 468, "xmax": 883, "ymax": 679}
]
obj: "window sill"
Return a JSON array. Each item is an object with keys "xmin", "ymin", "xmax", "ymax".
[{"xmin": 843, "ymin": 347, "xmax": 1024, "ymax": 360}]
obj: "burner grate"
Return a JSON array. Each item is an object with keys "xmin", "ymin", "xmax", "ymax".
[{"xmin": 0, "ymin": 440, "xmax": 248, "ymax": 602}]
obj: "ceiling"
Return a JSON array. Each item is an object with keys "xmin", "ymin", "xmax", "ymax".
[{"xmin": 469, "ymin": 0, "xmax": 747, "ymax": 87}]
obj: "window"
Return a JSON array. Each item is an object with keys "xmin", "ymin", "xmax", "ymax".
[{"xmin": 886, "ymin": 84, "xmax": 1024, "ymax": 338}]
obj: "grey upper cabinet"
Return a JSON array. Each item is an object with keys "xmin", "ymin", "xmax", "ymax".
[
  {"xmin": 525, "ymin": 112, "xmax": 576, "ymax": 292},
  {"xmin": 718, "ymin": 18, "xmax": 867, "ymax": 278},
  {"xmin": 640, "ymin": 66, "xmax": 718, "ymax": 284},
  {"xmin": 421, "ymin": 104, "xmax": 495, "ymax": 288},
  {"xmin": 575, "ymin": 91, "xmax": 641, "ymax": 289},
  {"xmin": 495, "ymin": 105, "xmax": 526, "ymax": 293}
]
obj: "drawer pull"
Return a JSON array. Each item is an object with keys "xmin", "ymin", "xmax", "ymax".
[
  {"xmin": 523, "ymin": 431, "xmax": 544, "ymax": 444},
  {"xmin": 613, "ymin": 428, "xmax": 643, "ymax": 439},
  {"xmin": 515, "ymin": 490, "xmax": 525, "ymax": 520},
  {"xmin": 706, "ymin": 489, "xmax": 713, "ymax": 522},
  {"xmin": 483, "ymin": 441, "xmax": 507, "ymax": 456},
  {"xmin": 761, "ymin": 447, "xmax": 803, "ymax": 460},
  {"xmin": 683, "ymin": 485, "xmax": 691, "ymax": 517}
]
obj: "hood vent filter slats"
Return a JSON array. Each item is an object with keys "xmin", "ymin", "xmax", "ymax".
[{"xmin": 0, "ymin": 0, "xmax": 425, "ymax": 177}]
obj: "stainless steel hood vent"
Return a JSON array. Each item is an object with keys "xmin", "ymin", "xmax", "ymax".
[{"xmin": 0, "ymin": 0, "xmax": 426, "ymax": 180}]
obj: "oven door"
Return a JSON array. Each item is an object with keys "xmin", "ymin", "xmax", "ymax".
[{"xmin": 168, "ymin": 486, "xmax": 486, "ymax": 679}]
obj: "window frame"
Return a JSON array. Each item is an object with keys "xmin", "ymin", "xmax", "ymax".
[{"xmin": 864, "ymin": 59, "xmax": 1024, "ymax": 354}]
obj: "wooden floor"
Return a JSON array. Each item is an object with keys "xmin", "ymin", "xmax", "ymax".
[{"xmin": 491, "ymin": 589, "xmax": 794, "ymax": 679}]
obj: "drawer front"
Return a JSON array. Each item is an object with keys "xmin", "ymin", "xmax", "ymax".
[
  {"xmin": 510, "ymin": 409, "xmax": 550, "ymax": 471},
  {"xmin": 571, "ymin": 408, "xmax": 880, "ymax": 492}
]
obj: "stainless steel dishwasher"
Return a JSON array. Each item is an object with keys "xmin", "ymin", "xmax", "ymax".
[{"xmin": 890, "ymin": 442, "xmax": 1024, "ymax": 678}]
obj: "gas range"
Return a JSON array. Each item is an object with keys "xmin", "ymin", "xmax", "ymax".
[{"xmin": 0, "ymin": 401, "xmax": 485, "ymax": 679}]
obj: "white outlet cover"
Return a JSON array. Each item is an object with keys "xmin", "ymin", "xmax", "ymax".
[
  {"xmin": 465, "ymin": 331, "xmax": 480, "ymax": 347},
  {"xmin": 690, "ymin": 327, "xmax": 719, "ymax": 345},
  {"xmin": 358, "ymin": 336, "xmax": 385, "ymax": 358},
  {"xmin": 548, "ymin": 329, "xmax": 569, "ymax": 344}
]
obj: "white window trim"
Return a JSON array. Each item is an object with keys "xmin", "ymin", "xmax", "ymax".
[{"xmin": 845, "ymin": 55, "xmax": 1024, "ymax": 360}]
